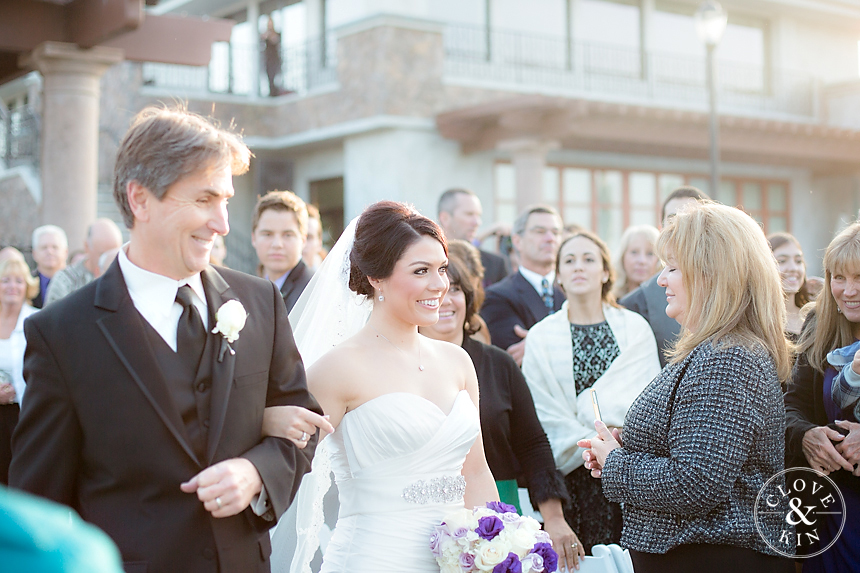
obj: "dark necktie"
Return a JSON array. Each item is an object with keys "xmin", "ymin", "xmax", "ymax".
[
  {"xmin": 541, "ymin": 277, "xmax": 553, "ymax": 311},
  {"xmin": 175, "ymin": 285, "xmax": 205, "ymax": 367}
]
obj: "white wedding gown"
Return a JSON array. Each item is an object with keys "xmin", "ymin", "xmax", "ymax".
[{"xmin": 319, "ymin": 390, "xmax": 479, "ymax": 573}]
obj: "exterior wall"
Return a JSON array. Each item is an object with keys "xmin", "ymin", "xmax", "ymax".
[
  {"xmin": 290, "ymin": 144, "xmax": 345, "ymax": 201},
  {"xmin": 342, "ymin": 127, "xmax": 495, "ymax": 220}
]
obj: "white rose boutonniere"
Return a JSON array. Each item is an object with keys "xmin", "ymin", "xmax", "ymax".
[{"xmin": 212, "ymin": 300, "xmax": 247, "ymax": 361}]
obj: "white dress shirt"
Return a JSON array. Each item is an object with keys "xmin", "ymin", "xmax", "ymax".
[
  {"xmin": 118, "ymin": 246, "xmax": 208, "ymax": 352},
  {"xmin": 518, "ymin": 266, "xmax": 556, "ymax": 296}
]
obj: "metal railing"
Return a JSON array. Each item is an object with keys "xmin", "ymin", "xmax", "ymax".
[
  {"xmin": 142, "ymin": 35, "xmax": 337, "ymax": 98},
  {"xmin": 444, "ymin": 24, "xmax": 816, "ymax": 118},
  {"xmin": 0, "ymin": 104, "xmax": 40, "ymax": 169}
]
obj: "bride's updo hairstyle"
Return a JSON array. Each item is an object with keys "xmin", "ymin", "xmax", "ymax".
[{"xmin": 349, "ymin": 201, "xmax": 448, "ymax": 298}]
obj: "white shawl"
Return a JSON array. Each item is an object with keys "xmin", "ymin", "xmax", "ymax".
[{"xmin": 522, "ymin": 302, "xmax": 661, "ymax": 475}]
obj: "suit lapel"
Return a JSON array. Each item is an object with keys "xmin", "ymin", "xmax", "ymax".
[
  {"xmin": 201, "ymin": 266, "xmax": 237, "ymax": 464},
  {"xmin": 513, "ymin": 273, "xmax": 548, "ymax": 324},
  {"xmin": 95, "ymin": 262, "xmax": 202, "ymax": 467},
  {"xmin": 278, "ymin": 260, "xmax": 305, "ymax": 302}
]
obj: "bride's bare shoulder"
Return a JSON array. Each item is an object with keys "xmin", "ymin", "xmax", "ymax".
[{"xmin": 305, "ymin": 336, "xmax": 366, "ymax": 382}]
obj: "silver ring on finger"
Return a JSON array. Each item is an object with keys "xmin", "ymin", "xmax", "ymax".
[
  {"xmin": 215, "ymin": 497, "xmax": 222, "ymax": 509},
  {"xmin": 300, "ymin": 431, "xmax": 308, "ymax": 441}
]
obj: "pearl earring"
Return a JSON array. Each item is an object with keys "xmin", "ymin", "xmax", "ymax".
[{"xmin": 378, "ymin": 295, "xmax": 384, "ymax": 302}]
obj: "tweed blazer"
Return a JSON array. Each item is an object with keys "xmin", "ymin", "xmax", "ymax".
[
  {"xmin": 522, "ymin": 302, "xmax": 660, "ymax": 475},
  {"xmin": 601, "ymin": 340, "xmax": 789, "ymax": 556}
]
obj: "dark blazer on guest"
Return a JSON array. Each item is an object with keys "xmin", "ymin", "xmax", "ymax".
[
  {"xmin": 482, "ymin": 271, "xmax": 564, "ymax": 350},
  {"xmin": 480, "ymin": 249, "xmax": 510, "ymax": 287},
  {"xmin": 619, "ymin": 271, "xmax": 679, "ymax": 368},
  {"xmin": 31, "ymin": 270, "xmax": 46, "ymax": 309},
  {"xmin": 280, "ymin": 260, "xmax": 314, "ymax": 312},
  {"xmin": 10, "ymin": 260, "xmax": 321, "ymax": 573}
]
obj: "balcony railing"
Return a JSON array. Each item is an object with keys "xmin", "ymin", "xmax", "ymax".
[
  {"xmin": 444, "ymin": 24, "xmax": 816, "ymax": 118},
  {"xmin": 0, "ymin": 104, "xmax": 40, "ymax": 169},
  {"xmin": 142, "ymin": 35, "xmax": 337, "ymax": 98}
]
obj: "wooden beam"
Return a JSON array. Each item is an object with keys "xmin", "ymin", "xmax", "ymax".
[
  {"xmin": 69, "ymin": 0, "xmax": 143, "ymax": 48},
  {"xmin": 100, "ymin": 14, "xmax": 234, "ymax": 66},
  {"xmin": 0, "ymin": 0, "xmax": 66, "ymax": 51}
]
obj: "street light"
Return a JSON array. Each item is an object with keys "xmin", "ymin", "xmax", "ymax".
[{"xmin": 695, "ymin": 1, "xmax": 728, "ymax": 198}]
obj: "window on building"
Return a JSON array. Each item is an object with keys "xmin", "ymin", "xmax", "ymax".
[{"xmin": 495, "ymin": 162, "xmax": 789, "ymax": 249}]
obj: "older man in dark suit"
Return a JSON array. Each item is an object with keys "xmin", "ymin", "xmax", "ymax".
[
  {"xmin": 619, "ymin": 186, "xmax": 709, "ymax": 366},
  {"xmin": 11, "ymin": 107, "xmax": 323, "ymax": 573},
  {"xmin": 251, "ymin": 191, "xmax": 314, "ymax": 312},
  {"xmin": 482, "ymin": 205, "xmax": 564, "ymax": 366}
]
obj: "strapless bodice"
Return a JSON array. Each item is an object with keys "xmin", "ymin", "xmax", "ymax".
[{"xmin": 320, "ymin": 390, "xmax": 479, "ymax": 572}]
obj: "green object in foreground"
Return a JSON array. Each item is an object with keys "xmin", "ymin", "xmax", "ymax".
[
  {"xmin": 0, "ymin": 486, "xmax": 123, "ymax": 573},
  {"xmin": 494, "ymin": 479, "xmax": 523, "ymax": 514}
]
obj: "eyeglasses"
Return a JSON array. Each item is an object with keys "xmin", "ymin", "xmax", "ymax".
[{"xmin": 526, "ymin": 226, "xmax": 561, "ymax": 237}]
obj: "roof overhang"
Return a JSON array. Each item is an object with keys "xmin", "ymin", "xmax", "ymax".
[
  {"xmin": 437, "ymin": 95, "xmax": 860, "ymax": 172},
  {"xmin": 0, "ymin": 0, "xmax": 234, "ymax": 85}
]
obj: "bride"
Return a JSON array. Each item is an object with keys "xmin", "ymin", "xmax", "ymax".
[{"xmin": 264, "ymin": 201, "xmax": 499, "ymax": 572}]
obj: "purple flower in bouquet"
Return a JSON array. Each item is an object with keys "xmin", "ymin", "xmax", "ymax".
[
  {"xmin": 493, "ymin": 552, "xmax": 523, "ymax": 573},
  {"xmin": 534, "ymin": 530, "xmax": 551, "ymax": 544},
  {"xmin": 459, "ymin": 552, "xmax": 477, "ymax": 571},
  {"xmin": 521, "ymin": 553, "xmax": 545, "ymax": 572},
  {"xmin": 500, "ymin": 511, "xmax": 521, "ymax": 524},
  {"xmin": 530, "ymin": 543, "xmax": 558, "ymax": 573},
  {"xmin": 476, "ymin": 515, "xmax": 504, "ymax": 540},
  {"xmin": 487, "ymin": 501, "xmax": 519, "ymax": 514},
  {"xmin": 430, "ymin": 526, "xmax": 450, "ymax": 557},
  {"xmin": 452, "ymin": 526, "xmax": 470, "ymax": 540}
]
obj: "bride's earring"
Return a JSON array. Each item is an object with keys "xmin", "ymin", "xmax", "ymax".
[{"xmin": 378, "ymin": 294, "xmax": 384, "ymax": 302}]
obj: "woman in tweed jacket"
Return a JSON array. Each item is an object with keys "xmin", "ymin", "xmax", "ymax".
[{"xmin": 580, "ymin": 204, "xmax": 794, "ymax": 572}]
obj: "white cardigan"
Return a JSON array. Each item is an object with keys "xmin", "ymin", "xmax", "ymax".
[
  {"xmin": 522, "ymin": 302, "xmax": 661, "ymax": 475},
  {"xmin": 2, "ymin": 304, "xmax": 38, "ymax": 405}
]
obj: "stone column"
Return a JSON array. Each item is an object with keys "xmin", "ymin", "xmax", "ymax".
[
  {"xmin": 25, "ymin": 42, "xmax": 123, "ymax": 251},
  {"xmin": 499, "ymin": 139, "xmax": 559, "ymax": 214}
]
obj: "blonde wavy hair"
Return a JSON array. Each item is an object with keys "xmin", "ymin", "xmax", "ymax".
[
  {"xmin": 612, "ymin": 224, "xmax": 661, "ymax": 299},
  {"xmin": 0, "ymin": 258, "xmax": 39, "ymax": 303},
  {"xmin": 656, "ymin": 203, "xmax": 792, "ymax": 381},
  {"xmin": 797, "ymin": 222, "xmax": 860, "ymax": 373}
]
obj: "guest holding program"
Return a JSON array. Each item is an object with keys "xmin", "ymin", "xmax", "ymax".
[
  {"xmin": 582, "ymin": 203, "xmax": 793, "ymax": 573},
  {"xmin": 523, "ymin": 229, "xmax": 660, "ymax": 551}
]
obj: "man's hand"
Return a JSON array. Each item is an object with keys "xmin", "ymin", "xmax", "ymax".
[
  {"xmin": 505, "ymin": 325, "xmax": 529, "ymax": 366},
  {"xmin": 181, "ymin": 458, "xmax": 263, "ymax": 518}
]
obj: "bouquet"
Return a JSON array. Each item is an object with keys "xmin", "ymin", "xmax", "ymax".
[{"xmin": 430, "ymin": 501, "xmax": 559, "ymax": 573}]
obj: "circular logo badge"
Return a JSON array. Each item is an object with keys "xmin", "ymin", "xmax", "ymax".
[{"xmin": 754, "ymin": 467, "xmax": 847, "ymax": 558}]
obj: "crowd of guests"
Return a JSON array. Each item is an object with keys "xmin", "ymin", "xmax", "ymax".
[{"xmin": 1, "ymin": 171, "xmax": 858, "ymax": 572}]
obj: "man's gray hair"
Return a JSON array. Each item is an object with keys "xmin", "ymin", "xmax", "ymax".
[
  {"xmin": 512, "ymin": 205, "xmax": 561, "ymax": 236},
  {"xmin": 32, "ymin": 225, "xmax": 68, "ymax": 250},
  {"xmin": 437, "ymin": 188, "xmax": 478, "ymax": 217},
  {"xmin": 113, "ymin": 106, "xmax": 251, "ymax": 229}
]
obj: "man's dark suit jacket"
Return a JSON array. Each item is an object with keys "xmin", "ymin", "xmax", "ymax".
[
  {"xmin": 31, "ymin": 270, "xmax": 46, "ymax": 309},
  {"xmin": 480, "ymin": 249, "xmax": 510, "ymax": 287},
  {"xmin": 280, "ymin": 259, "xmax": 313, "ymax": 312},
  {"xmin": 619, "ymin": 271, "xmax": 679, "ymax": 368},
  {"xmin": 10, "ymin": 261, "xmax": 321, "ymax": 573},
  {"xmin": 482, "ymin": 271, "xmax": 564, "ymax": 350}
]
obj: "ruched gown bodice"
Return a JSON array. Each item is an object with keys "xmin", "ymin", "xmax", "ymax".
[{"xmin": 320, "ymin": 390, "xmax": 479, "ymax": 572}]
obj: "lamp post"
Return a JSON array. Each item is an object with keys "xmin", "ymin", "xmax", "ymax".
[{"xmin": 695, "ymin": 1, "xmax": 727, "ymax": 198}]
